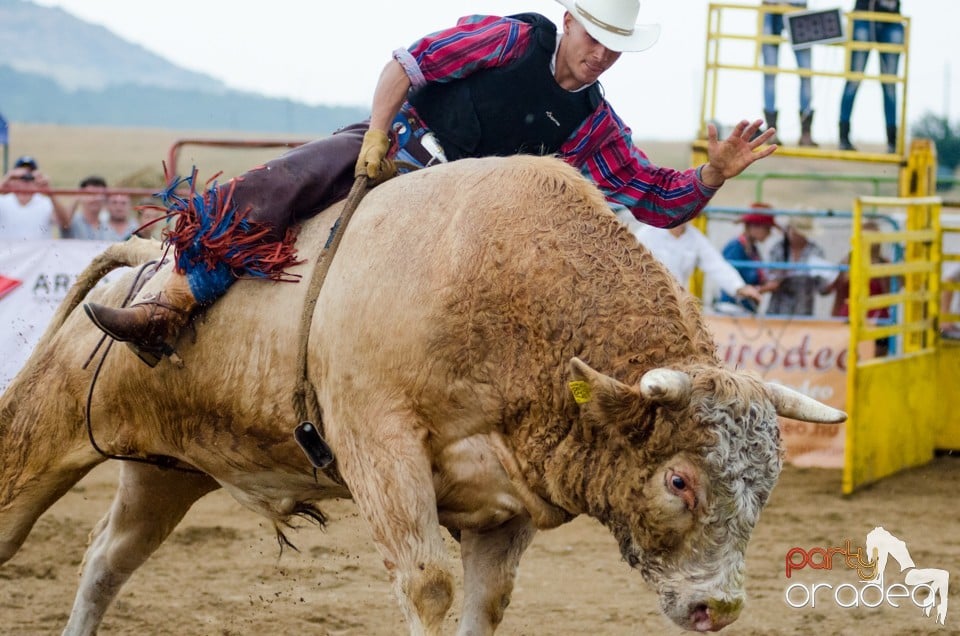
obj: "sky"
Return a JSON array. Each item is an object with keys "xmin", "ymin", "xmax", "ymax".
[{"xmin": 31, "ymin": 0, "xmax": 960, "ymax": 143}]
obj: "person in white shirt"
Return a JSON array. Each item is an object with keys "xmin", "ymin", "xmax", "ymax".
[
  {"xmin": 0, "ymin": 156, "xmax": 68, "ymax": 240},
  {"xmin": 632, "ymin": 221, "xmax": 763, "ymax": 308}
]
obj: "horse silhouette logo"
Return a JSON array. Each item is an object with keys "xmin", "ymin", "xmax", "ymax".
[{"xmin": 865, "ymin": 526, "xmax": 949, "ymax": 625}]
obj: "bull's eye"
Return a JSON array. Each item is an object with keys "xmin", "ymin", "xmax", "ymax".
[{"xmin": 666, "ymin": 469, "xmax": 697, "ymax": 511}]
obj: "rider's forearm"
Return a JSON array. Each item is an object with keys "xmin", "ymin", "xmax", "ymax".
[{"xmin": 368, "ymin": 60, "xmax": 411, "ymax": 134}]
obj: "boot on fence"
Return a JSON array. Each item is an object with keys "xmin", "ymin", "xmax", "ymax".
[
  {"xmin": 763, "ymin": 110, "xmax": 782, "ymax": 145},
  {"xmin": 839, "ymin": 122, "xmax": 856, "ymax": 151},
  {"xmin": 886, "ymin": 125, "xmax": 898, "ymax": 154},
  {"xmin": 799, "ymin": 110, "xmax": 818, "ymax": 147}
]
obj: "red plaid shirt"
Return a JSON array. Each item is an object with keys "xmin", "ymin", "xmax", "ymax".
[{"xmin": 394, "ymin": 14, "xmax": 717, "ymax": 228}]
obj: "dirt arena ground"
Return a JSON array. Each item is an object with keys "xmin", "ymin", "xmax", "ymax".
[{"xmin": 2, "ymin": 455, "xmax": 958, "ymax": 635}]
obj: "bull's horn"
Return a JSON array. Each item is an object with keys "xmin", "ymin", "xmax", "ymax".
[
  {"xmin": 767, "ymin": 382, "xmax": 847, "ymax": 423},
  {"xmin": 639, "ymin": 369, "xmax": 692, "ymax": 406}
]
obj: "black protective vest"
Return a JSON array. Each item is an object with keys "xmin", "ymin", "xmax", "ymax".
[{"xmin": 406, "ymin": 13, "xmax": 602, "ymax": 161}]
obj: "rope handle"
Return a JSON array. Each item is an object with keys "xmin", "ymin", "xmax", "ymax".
[{"xmin": 291, "ymin": 175, "xmax": 370, "ymax": 472}]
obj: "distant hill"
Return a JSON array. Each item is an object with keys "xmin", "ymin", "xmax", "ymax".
[{"xmin": 0, "ymin": 0, "xmax": 368, "ymax": 134}]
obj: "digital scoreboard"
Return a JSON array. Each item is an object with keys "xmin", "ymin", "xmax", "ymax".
[{"xmin": 786, "ymin": 8, "xmax": 845, "ymax": 49}]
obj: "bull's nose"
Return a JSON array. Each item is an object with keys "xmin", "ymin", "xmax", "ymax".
[{"xmin": 689, "ymin": 598, "xmax": 743, "ymax": 632}]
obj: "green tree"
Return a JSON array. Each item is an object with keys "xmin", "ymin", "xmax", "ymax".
[{"xmin": 912, "ymin": 112, "xmax": 960, "ymax": 171}]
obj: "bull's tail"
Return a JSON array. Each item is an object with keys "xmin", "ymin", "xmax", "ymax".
[{"xmin": 32, "ymin": 237, "xmax": 165, "ymax": 354}]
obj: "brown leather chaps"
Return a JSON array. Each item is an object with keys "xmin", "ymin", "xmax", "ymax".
[{"xmin": 228, "ymin": 121, "xmax": 368, "ymax": 242}]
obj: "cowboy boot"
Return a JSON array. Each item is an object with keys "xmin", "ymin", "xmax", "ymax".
[
  {"xmin": 839, "ymin": 122, "xmax": 856, "ymax": 151},
  {"xmin": 763, "ymin": 110, "xmax": 782, "ymax": 145},
  {"xmin": 84, "ymin": 272, "xmax": 197, "ymax": 367},
  {"xmin": 799, "ymin": 110, "xmax": 818, "ymax": 147},
  {"xmin": 886, "ymin": 125, "xmax": 898, "ymax": 154}
]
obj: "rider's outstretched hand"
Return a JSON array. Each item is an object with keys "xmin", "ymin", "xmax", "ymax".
[{"xmin": 700, "ymin": 120, "xmax": 778, "ymax": 187}]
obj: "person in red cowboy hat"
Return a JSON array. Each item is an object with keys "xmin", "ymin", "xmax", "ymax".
[
  {"xmin": 85, "ymin": 0, "xmax": 780, "ymax": 367},
  {"xmin": 719, "ymin": 203, "xmax": 781, "ymax": 312}
]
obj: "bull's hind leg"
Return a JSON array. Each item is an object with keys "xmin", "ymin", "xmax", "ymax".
[
  {"xmin": 63, "ymin": 461, "xmax": 218, "ymax": 636},
  {"xmin": 458, "ymin": 515, "xmax": 537, "ymax": 635},
  {"xmin": 334, "ymin": 418, "xmax": 454, "ymax": 636}
]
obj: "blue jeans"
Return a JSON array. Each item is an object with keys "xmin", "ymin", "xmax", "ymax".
[
  {"xmin": 839, "ymin": 19, "xmax": 904, "ymax": 127},
  {"xmin": 762, "ymin": 13, "xmax": 813, "ymax": 114}
]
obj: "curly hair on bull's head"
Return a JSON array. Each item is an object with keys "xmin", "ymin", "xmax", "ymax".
[{"xmin": 552, "ymin": 355, "xmax": 783, "ymax": 631}]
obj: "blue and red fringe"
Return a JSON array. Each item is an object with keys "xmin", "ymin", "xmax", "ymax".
[{"xmin": 155, "ymin": 169, "xmax": 303, "ymax": 304}]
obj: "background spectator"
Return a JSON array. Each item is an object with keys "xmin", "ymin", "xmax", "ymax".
[
  {"xmin": 767, "ymin": 216, "xmax": 837, "ymax": 316},
  {"xmin": 941, "ymin": 267, "xmax": 960, "ymax": 340},
  {"xmin": 760, "ymin": 1, "xmax": 817, "ymax": 146},
  {"xmin": 134, "ymin": 198, "xmax": 170, "ymax": 241},
  {"xmin": 633, "ymin": 221, "xmax": 763, "ymax": 308},
  {"xmin": 720, "ymin": 204, "xmax": 781, "ymax": 312},
  {"xmin": 838, "ymin": 0, "xmax": 903, "ymax": 152},
  {"xmin": 104, "ymin": 192, "xmax": 139, "ymax": 241},
  {"xmin": 820, "ymin": 220, "xmax": 894, "ymax": 354},
  {"xmin": 940, "ymin": 216, "xmax": 960, "ymax": 339},
  {"xmin": 0, "ymin": 156, "xmax": 68, "ymax": 239},
  {"xmin": 62, "ymin": 175, "xmax": 109, "ymax": 239}
]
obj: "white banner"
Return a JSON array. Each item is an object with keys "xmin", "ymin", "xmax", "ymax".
[
  {"xmin": 1, "ymin": 239, "xmax": 113, "ymax": 391},
  {"xmin": 704, "ymin": 314, "xmax": 865, "ymax": 469}
]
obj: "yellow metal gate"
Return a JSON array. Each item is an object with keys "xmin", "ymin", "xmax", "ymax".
[{"xmin": 843, "ymin": 142, "xmax": 960, "ymax": 493}]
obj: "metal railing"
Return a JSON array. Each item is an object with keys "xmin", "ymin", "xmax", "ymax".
[
  {"xmin": 698, "ymin": 206, "xmax": 904, "ymax": 350},
  {"xmin": 701, "ymin": 3, "xmax": 910, "ymax": 162},
  {"xmin": 166, "ymin": 138, "xmax": 306, "ymax": 180},
  {"xmin": 849, "ymin": 195, "xmax": 943, "ymax": 358},
  {"xmin": 737, "ymin": 171, "xmax": 958, "ymax": 202}
]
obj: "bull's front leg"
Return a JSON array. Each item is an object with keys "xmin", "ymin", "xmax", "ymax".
[
  {"xmin": 457, "ymin": 515, "xmax": 537, "ymax": 636},
  {"xmin": 0, "ymin": 463, "xmax": 98, "ymax": 566},
  {"xmin": 63, "ymin": 461, "xmax": 218, "ymax": 636},
  {"xmin": 0, "ymin": 428, "xmax": 107, "ymax": 566},
  {"xmin": 332, "ymin": 412, "xmax": 455, "ymax": 636}
]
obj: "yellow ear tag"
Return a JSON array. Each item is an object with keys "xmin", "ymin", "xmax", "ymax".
[{"xmin": 568, "ymin": 380, "xmax": 592, "ymax": 404}]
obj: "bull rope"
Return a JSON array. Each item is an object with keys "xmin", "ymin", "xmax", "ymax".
[
  {"xmin": 83, "ymin": 257, "xmax": 203, "ymax": 473},
  {"xmin": 291, "ymin": 174, "xmax": 370, "ymax": 478}
]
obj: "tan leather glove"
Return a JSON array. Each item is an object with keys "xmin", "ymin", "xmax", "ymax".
[{"xmin": 355, "ymin": 129, "xmax": 397, "ymax": 183}]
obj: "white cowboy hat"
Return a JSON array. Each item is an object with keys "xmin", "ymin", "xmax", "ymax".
[
  {"xmin": 784, "ymin": 215, "xmax": 821, "ymax": 237},
  {"xmin": 556, "ymin": 0, "xmax": 661, "ymax": 52}
]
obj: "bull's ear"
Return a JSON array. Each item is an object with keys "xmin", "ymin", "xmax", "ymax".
[
  {"xmin": 568, "ymin": 357, "xmax": 632, "ymax": 404},
  {"xmin": 568, "ymin": 357, "xmax": 642, "ymax": 440}
]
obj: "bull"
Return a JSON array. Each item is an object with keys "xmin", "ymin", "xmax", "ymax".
[{"xmin": 0, "ymin": 155, "xmax": 844, "ymax": 635}]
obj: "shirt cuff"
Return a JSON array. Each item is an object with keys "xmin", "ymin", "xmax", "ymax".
[
  {"xmin": 695, "ymin": 165, "xmax": 722, "ymax": 196},
  {"xmin": 393, "ymin": 48, "xmax": 426, "ymax": 89}
]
